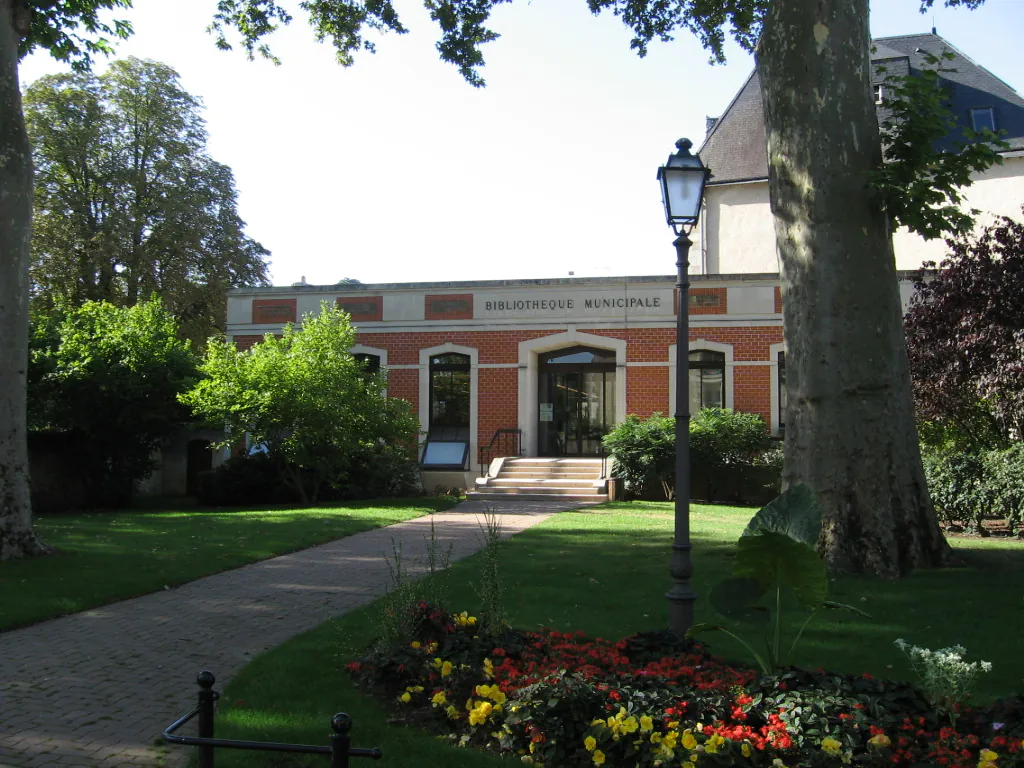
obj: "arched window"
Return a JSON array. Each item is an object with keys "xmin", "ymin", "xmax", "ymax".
[
  {"xmin": 689, "ymin": 350, "xmax": 725, "ymax": 413},
  {"xmin": 353, "ymin": 352, "xmax": 381, "ymax": 375},
  {"xmin": 429, "ymin": 353, "xmax": 471, "ymax": 440}
]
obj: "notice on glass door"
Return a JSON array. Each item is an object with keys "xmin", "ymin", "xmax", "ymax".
[{"xmin": 539, "ymin": 403, "xmax": 553, "ymax": 422}]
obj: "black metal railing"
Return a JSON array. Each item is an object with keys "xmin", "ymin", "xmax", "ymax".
[
  {"xmin": 478, "ymin": 428, "xmax": 522, "ymax": 476},
  {"xmin": 163, "ymin": 671, "xmax": 383, "ymax": 768}
]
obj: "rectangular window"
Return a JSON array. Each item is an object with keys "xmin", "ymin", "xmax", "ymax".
[
  {"xmin": 873, "ymin": 84, "xmax": 885, "ymax": 105},
  {"xmin": 971, "ymin": 107, "xmax": 996, "ymax": 132}
]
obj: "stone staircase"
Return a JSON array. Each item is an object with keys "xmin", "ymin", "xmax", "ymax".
[{"xmin": 469, "ymin": 457, "xmax": 608, "ymax": 502}]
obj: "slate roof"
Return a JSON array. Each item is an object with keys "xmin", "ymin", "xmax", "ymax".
[{"xmin": 699, "ymin": 33, "xmax": 1024, "ymax": 185}]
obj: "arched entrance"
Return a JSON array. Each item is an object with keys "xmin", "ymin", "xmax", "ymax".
[{"xmin": 537, "ymin": 346, "xmax": 616, "ymax": 456}]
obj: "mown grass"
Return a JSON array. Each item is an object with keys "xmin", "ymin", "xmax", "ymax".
[
  {"xmin": 204, "ymin": 502, "xmax": 1024, "ymax": 767},
  {"xmin": 0, "ymin": 497, "xmax": 457, "ymax": 632}
]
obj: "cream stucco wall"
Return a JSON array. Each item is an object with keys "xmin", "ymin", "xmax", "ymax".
[{"xmin": 698, "ymin": 155, "xmax": 1024, "ymax": 275}]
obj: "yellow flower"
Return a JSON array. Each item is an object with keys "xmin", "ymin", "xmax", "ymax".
[
  {"xmin": 650, "ymin": 733, "xmax": 662, "ymax": 744},
  {"xmin": 979, "ymin": 749, "xmax": 998, "ymax": 763},
  {"xmin": 445, "ymin": 705, "xmax": 459, "ymax": 720},
  {"xmin": 868, "ymin": 734, "xmax": 891, "ymax": 748},
  {"xmin": 529, "ymin": 742, "xmax": 536, "ymax": 754},
  {"xmin": 662, "ymin": 731, "xmax": 679, "ymax": 750},
  {"xmin": 621, "ymin": 716, "xmax": 639, "ymax": 734},
  {"xmin": 441, "ymin": 661, "xmax": 453, "ymax": 677},
  {"xmin": 741, "ymin": 742, "xmax": 753, "ymax": 758},
  {"xmin": 683, "ymin": 763, "xmax": 695, "ymax": 768},
  {"xmin": 592, "ymin": 750, "xmax": 606, "ymax": 765},
  {"xmin": 431, "ymin": 691, "xmax": 447, "ymax": 707},
  {"xmin": 821, "ymin": 737, "xmax": 842, "ymax": 756},
  {"xmin": 980, "ymin": 763, "xmax": 997, "ymax": 768},
  {"xmin": 584, "ymin": 736, "xmax": 597, "ymax": 752},
  {"xmin": 591, "ymin": 718, "xmax": 606, "ymax": 727},
  {"xmin": 640, "ymin": 715, "xmax": 653, "ymax": 732},
  {"xmin": 399, "ymin": 692, "xmax": 411, "ymax": 703},
  {"xmin": 410, "ymin": 641, "xmax": 421, "ymax": 649},
  {"xmin": 681, "ymin": 731, "xmax": 697, "ymax": 751},
  {"xmin": 484, "ymin": 658, "xmax": 495, "ymax": 678}
]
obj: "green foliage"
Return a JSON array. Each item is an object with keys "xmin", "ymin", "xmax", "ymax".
[
  {"xmin": 602, "ymin": 413, "xmax": 675, "ymax": 499},
  {"xmin": 921, "ymin": 444, "xmax": 988, "ymax": 532},
  {"xmin": 690, "ymin": 484, "xmax": 866, "ymax": 674},
  {"xmin": 894, "ymin": 639, "xmax": 993, "ymax": 727},
  {"xmin": 181, "ymin": 302, "xmax": 421, "ymax": 505},
  {"xmin": 473, "ymin": 509, "xmax": 506, "ymax": 636},
  {"xmin": 872, "ymin": 51, "xmax": 1008, "ymax": 241},
  {"xmin": 28, "ymin": 297, "xmax": 197, "ymax": 505},
  {"xmin": 603, "ymin": 409, "xmax": 772, "ymax": 502},
  {"xmin": 18, "ymin": 0, "xmax": 134, "ymax": 70},
  {"xmin": 196, "ymin": 453, "xmax": 293, "ymax": 506},
  {"xmin": 922, "ymin": 441, "xmax": 1024, "ymax": 535},
  {"xmin": 742, "ymin": 482, "xmax": 822, "ymax": 545},
  {"xmin": 689, "ymin": 407, "xmax": 770, "ymax": 470},
  {"xmin": 24, "ymin": 58, "xmax": 270, "ymax": 347}
]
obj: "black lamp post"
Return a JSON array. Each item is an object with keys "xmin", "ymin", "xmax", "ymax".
[{"xmin": 657, "ymin": 137, "xmax": 710, "ymax": 638}]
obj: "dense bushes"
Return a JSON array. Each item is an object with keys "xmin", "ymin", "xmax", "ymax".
[
  {"xmin": 196, "ymin": 443, "xmax": 421, "ymax": 506},
  {"xmin": 921, "ymin": 443, "xmax": 1024, "ymax": 535},
  {"xmin": 603, "ymin": 409, "xmax": 777, "ymax": 504}
]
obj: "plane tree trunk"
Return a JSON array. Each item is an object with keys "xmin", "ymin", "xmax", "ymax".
[
  {"xmin": 0, "ymin": 0, "xmax": 47, "ymax": 559},
  {"xmin": 757, "ymin": 0, "xmax": 950, "ymax": 575}
]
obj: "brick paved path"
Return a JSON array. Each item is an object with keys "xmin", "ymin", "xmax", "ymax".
[{"xmin": 0, "ymin": 499, "xmax": 581, "ymax": 767}]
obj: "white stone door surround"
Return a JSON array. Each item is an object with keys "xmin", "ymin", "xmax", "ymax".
[{"xmin": 517, "ymin": 330, "xmax": 627, "ymax": 457}]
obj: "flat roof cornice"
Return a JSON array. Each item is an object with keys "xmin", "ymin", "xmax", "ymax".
[{"xmin": 228, "ymin": 273, "xmax": 793, "ymax": 296}]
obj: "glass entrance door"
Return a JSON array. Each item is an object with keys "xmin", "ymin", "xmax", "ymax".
[{"xmin": 537, "ymin": 347, "xmax": 616, "ymax": 456}]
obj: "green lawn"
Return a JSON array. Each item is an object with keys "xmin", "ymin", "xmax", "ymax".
[
  {"xmin": 202, "ymin": 501, "xmax": 1024, "ymax": 767},
  {"xmin": 0, "ymin": 497, "xmax": 456, "ymax": 632}
]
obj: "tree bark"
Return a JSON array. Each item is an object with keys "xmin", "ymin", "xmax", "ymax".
[
  {"xmin": 757, "ymin": 0, "xmax": 950, "ymax": 576},
  {"xmin": 0, "ymin": 0, "xmax": 47, "ymax": 559}
]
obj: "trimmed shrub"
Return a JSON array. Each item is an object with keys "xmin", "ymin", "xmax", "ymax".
[{"xmin": 602, "ymin": 414, "xmax": 675, "ymax": 499}]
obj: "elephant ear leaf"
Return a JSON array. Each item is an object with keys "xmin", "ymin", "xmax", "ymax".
[
  {"xmin": 733, "ymin": 531, "xmax": 828, "ymax": 609},
  {"xmin": 708, "ymin": 577, "xmax": 770, "ymax": 625},
  {"xmin": 742, "ymin": 483, "xmax": 822, "ymax": 546}
]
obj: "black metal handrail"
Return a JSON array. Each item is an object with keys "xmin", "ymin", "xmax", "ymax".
[
  {"xmin": 478, "ymin": 428, "xmax": 522, "ymax": 476},
  {"xmin": 163, "ymin": 671, "xmax": 383, "ymax": 768}
]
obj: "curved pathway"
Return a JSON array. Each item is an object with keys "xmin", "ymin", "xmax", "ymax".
[{"xmin": 0, "ymin": 499, "xmax": 584, "ymax": 767}]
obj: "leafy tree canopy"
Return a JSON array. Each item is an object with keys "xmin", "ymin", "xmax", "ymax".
[
  {"xmin": 905, "ymin": 208, "xmax": 1024, "ymax": 448},
  {"xmin": 28, "ymin": 296, "xmax": 197, "ymax": 505},
  {"xmin": 181, "ymin": 302, "xmax": 420, "ymax": 504},
  {"xmin": 24, "ymin": 57, "xmax": 270, "ymax": 347}
]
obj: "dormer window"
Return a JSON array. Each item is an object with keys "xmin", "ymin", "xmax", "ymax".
[
  {"xmin": 971, "ymin": 107, "xmax": 996, "ymax": 132},
  {"xmin": 873, "ymin": 84, "xmax": 885, "ymax": 105}
]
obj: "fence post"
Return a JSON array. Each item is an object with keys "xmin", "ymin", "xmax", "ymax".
[
  {"xmin": 330, "ymin": 713, "xmax": 352, "ymax": 768},
  {"xmin": 196, "ymin": 670, "xmax": 217, "ymax": 768}
]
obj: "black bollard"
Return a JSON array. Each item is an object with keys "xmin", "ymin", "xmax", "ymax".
[
  {"xmin": 330, "ymin": 713, "xmax": 353, "ymax": 768},
  {"xmin": 196, "ymin": 670, "xmax": 217, "ymax": 768}
]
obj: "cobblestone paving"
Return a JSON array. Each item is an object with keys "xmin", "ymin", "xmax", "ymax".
[{"xmin": 0, "ymin": 499, "xmax": 585, "ymax": 767}]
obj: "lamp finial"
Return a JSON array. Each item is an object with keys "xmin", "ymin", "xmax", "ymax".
[{"xmin": 675, "ymin": 138, "xmax": 693, "ymax": 154}]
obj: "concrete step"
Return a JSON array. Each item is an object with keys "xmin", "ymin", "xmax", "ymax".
[
  {"xmin": 490, "ymin": 478, "xmax": 598, "ymax": 488},
  {"xmin": 503, "ymin": 458, "xmax": 604, "ymax": 466},
  {"xmin": 466, "ymin": 490, "xmax": 606, "ymax": 503},
  {"xmin": 498, "ymin": 470, "xmax": 601, "ymax": 479},
  {"xmin": 472, "ymin": 485, "xmax": 604, "ymax": 496}
]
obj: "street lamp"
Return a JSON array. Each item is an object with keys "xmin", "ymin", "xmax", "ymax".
[{"xmin": 657, "ymin": 137, "xmax": 710, "ymax": 638}]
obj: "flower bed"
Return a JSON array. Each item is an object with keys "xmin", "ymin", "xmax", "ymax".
[{"xmin": 348, "ymin": 604, "xmax": 1024, "ymax": 768}]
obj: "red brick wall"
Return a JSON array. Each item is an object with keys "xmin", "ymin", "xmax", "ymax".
[
  {"xmin": 774, "ymin": 286, "xmax": 783, "ymax": 314},
  {"xmin": 356, "ymin": 325, "xmax": 782, "ymax": 440},
  {"xmin": 478, "ymin": 368, "xmax": 519, "ymax": 453}
]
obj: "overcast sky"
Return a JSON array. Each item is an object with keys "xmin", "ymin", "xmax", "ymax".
[{"xmin": 18, "ymin": 0, "xmax": 1024, "ymax": 287}]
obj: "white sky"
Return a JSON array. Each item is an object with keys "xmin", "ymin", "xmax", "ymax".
[{"xmin": 18, "ymin": 0, "xmax": 1024, "ymax": 287}]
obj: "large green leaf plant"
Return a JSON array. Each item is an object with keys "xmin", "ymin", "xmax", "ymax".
[{"xmin": 688, "ymin": 484, "xmax": 867, "ymax": 674}]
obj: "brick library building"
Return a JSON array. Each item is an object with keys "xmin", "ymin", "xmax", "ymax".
[{"xmin": 225, "ymin": 274, "xmax": 854, "ymax": 494}]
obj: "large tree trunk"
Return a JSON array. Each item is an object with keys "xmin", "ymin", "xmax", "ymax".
[
  {"xmin": 757, "ymin": 0, "xmax": 950, "ymax": 576},
  {"xmin": 0, "ymin": 0, "xmax": 46, "ymax": 559}
]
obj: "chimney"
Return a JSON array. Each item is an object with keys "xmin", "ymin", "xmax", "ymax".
[{"xmin": 705, "ymin": 116, "xmax": 719, "ymax": 134}]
